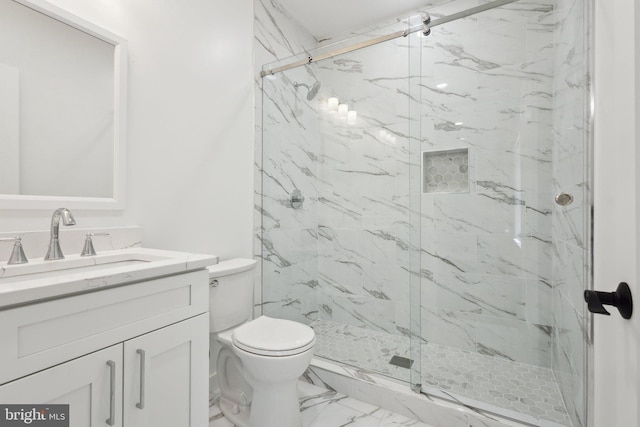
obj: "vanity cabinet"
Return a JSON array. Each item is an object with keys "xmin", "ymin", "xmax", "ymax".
[
  {"xmin": 0, "ymin": 270, "xmax": 210, "ymax": 427},
  {"xmin": 123, "ymin": 314, "xmax": 208, "ymax": 427},
  {"xmin": 0, "ymin": 344, "xmax": 123, "ymax": 426}
]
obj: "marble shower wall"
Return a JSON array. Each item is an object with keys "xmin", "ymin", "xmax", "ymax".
[
  {"xmin": 256, "ymin": 4, "xmax": 421, "ymax": 336},
  {"xmin": 414, "ymin": 0, "xmax": 558, "ymax": 368},
  {"xmin": 309, "ymin": 0, "xmax": 561, "ymax": 367},
  {"xmin": 256, "ymin": 0, "xmax": 588, "ymax": 394},
  {"xmin": 260, "ymin": 65, "xmax": 322, "ymax": 324},
  {"xmin": 312, "ymin": 21, "xmax": 418, "ymax": 336},
  {"xmin": 550, "ymin": 0, "xmax": 590, "ymax": 424},
  {"xmin": 254, "ymin": 0, "xmax": 319, "ymax": 320}
]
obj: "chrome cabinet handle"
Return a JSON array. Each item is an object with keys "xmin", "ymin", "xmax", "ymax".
[
  {"xmin": 136, "ymin": 349, "xmax": 146, "ymax": 409},
  {"xmin": 106, "ymin": 360, "xmax": 116, "ymax": 426}
]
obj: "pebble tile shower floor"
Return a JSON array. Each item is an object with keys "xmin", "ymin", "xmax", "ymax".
[{"xmin": 311, "ymin": 320, "xmax": 571, "ymax": 426}]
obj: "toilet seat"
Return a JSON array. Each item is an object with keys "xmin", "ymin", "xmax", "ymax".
[{"xmin": 232, "ymin": 316, "xmax": 315, "ymax": 357}]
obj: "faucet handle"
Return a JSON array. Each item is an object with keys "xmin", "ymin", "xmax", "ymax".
[
  {"xmin": 0, "ymin": 236, "xmax": 28, "ymax": 265},
  {"xmin": 81, "ymin": 233, "xmax": 111, "ymax": 257}
]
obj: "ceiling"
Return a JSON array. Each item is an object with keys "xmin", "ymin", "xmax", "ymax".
[{"xmin": 276, "ymin": 0, "xmax": 431, "ymax": 40}]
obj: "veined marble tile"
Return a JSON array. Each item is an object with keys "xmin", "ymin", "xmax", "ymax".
[
  {"xmin": 551, "ymin": 241, "xmax": 587, "ymax": 308},
  {"xmin": 306, "ymin": 326, "xmax": 570, "ymax": 426},
  {"xmin": 524, "ymin": 278, "xmax": 553, "ymax": 327},
  {"xmin": 420, "ymin": 195, "xmax": 436, "ymax": 233},
  {"xmin": 476, "ymin": 234, "xmax": 551, "ymax": 281},
  {"xmin": 552, "ymin": 299, "xmax": 586, "ymax": 427},
  {"xmin": 419, "ymin": 69, "xmax": 479, "ymax": 123},
  {"xmin": 466, "ymin": 274, "xmax": 527, "ymax": 321},
  {"xmin": 262, "ymin": 228, "xmax": 318, "ymax": 264},
  {"xmin": 552, "ymin": 94, "xmax": 588, "ymax": 156},
  {"xmin": 256, "ymin": 1, "xmax": 588, "ymax": 424},
  {"xmin": 252, "ymin": 230, "xmax": 263, "ymax": 318},
  {"xmin": 552, "ymin": 0, "xmax": 589, "ymax": 67},
  {"xmin": 421, "ymin": 307, "xmax": 476, "ymax": 352},
  {"xmin": 316, "ymin": 293, "xmax": 398, "ymax": 335},
  {"xmin": 318, "ymin": 58, "xmax": 412, "ymax": 128},
  {"xmin": 261, "ymin": 228, "xmax": 319, "ymax": 323},
  {"xmin": 474, "ymin": 316, "xmax": 552, "ymax": 367},
  {"xmin": 473, "ymin": 150, "xmax": 552, "ymax": 196},
  {"xmin": 311, "ymin": 320, "xmax": 411, "ymax": 381},
  {"xmin": 254, "ymin": 0, "xmax": 316, "ymax": 66},
  {"xmin": 422, "ymin": 230, "xmax": 478, "ymax": 274},
  {"xmin": 210, "ymin": 380, "xmax": 434, "ymax": 427},
  {"xmin": 208, "ymin": 398, "xmax": 233, "ymax": 427},
  {"xmin": 523, "ymin": 191, "xmax": 553, "ymax": 242},
  {"xmin": 550, "ymin": 183, "xmax": 587, "ymax": 250},
  {"xmin": 550, "ymin": 2, "xmax": 590, "ymax": 414},
  {"xmin": 368, "ymin": 263, "xmax": 410, "ymax": 305},
  {"xmin": 433, "ymin": 193, "xmax": 525, "ymax": 235}
]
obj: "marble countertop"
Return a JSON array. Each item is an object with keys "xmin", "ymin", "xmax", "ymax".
[{"xmin": 0, "ymin": 248, "xmax": 218, "ymax": 310}]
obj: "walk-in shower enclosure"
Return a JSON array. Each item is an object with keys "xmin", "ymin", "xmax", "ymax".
[{"xmin": 255, "ymin": 0, "xmax": 591, "ymax": 425}]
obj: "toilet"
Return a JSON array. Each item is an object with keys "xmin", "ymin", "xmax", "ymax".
[{"xmin": 208, "ymin": 259, "xmax": 315, "ymax": 427}]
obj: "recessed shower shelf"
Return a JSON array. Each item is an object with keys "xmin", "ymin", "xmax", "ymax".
[{"xmin": 422, "ymin": 148, "xmax": 469, "ymax": 194}]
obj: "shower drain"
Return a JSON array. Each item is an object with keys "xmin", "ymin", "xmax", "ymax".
[{"xmin": 388, "ymin": 355, "xmax": 414, "ymax": 369}]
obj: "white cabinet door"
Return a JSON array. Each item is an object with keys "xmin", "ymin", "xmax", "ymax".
[
  {"xmin": 0, "ymin": 345, "xmax": 123, "ymax": 427},
  {"xmin": 123, "ymin": 314, "xmax": 209, "ymax": 427}
]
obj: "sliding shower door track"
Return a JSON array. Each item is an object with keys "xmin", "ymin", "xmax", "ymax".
[{"xmin": 260, "ymin": 0, "xmax": 519, "ymax": 77}]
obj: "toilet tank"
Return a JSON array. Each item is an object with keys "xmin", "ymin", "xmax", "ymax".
[{"xmin": 208, "ymin": 258, "xmax": 257, "ymax": 333}]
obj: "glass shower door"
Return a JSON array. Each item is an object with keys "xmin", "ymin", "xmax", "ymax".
[
  {"xmin": 259, "ymin": 0, "xmax": 590, "ymax": 423},
  {"xmin": 260, "ymin": 18, "xmax": 423, "ymax": 385},
  {"xmin": 416, "ymin": 0, "xmax": 590, "ymax": 426}
]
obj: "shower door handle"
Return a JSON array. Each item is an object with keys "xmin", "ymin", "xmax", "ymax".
[{"xmin": 584, "ymin": 282, "xmax": 633, "ymax": 319}]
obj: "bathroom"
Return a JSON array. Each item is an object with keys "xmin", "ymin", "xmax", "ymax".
[{"xmin": 0, "ymin": 0, "xmax": 637, "ymax": 426}]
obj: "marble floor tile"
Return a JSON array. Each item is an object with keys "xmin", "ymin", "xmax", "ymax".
[
  {"xmin": 209, "ymin": 381, "xmax": 432, "ymax": 427},
  {"xmin": 311, "ymin": 320, "xmax": 570, "ymax": 426},
  {"xmin": 209, "ymin": 396, "xmax": 234, "ymax": 426}
]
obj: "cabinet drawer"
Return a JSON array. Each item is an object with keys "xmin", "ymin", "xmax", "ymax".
[{"xmin": 0, "ymin": 270, "xmax": 208, "ymax": 385}]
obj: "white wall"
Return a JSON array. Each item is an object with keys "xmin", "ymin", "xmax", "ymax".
[
  {"xmin": 593, "ymin": 0, "xmax": 640, "ymax": 425},
  {"xmin": 0, "ymin": 0, "xmax": 255, "ymax": 260}
]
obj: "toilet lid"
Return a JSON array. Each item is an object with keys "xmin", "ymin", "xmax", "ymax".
[{"xmin": 232, "ymin": 316, "xmax": 315, "ymax": 357}]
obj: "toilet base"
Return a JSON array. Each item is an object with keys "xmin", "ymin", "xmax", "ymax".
[
  {"xmin": 249, "ymin": 381, "xmax": 301, "ymax": 427},
  {"xmin": 219, "ymin": 396, "xmax": 250, "ymax": 427}
]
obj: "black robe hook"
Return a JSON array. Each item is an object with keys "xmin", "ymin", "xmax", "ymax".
[{"xmin": 584, "ymin": 282, "xmax": 633, "ymax": 319}]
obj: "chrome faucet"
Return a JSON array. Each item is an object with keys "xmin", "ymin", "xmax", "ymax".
[
  {"xmin": 0, "ymin": 237, "xmax": 28, "ymax": 264},
  {"xmin": 45, "ymin": 208, "xmax": 76, "ymax": 260}
]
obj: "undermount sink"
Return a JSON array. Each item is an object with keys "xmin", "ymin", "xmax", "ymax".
[
  {"xmin": 0, "ymin": 248, "xmax": 218, "ymax": 310},
  {"xmin": 0, "ymin": 251, "xmax": 171, "ymax": 283}
]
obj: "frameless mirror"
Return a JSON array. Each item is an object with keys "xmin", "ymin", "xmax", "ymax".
[{"xmin": 0, "ymin": 0, "xmax": 127, "ymax": 209}]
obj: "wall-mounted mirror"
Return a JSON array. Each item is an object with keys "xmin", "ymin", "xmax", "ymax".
[{"xmin": 0, "ymin": 0, "xmax": 127, "ymax": 210}]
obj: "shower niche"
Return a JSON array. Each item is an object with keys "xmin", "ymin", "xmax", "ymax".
[{"xmin": 422, "ymin": 148, "xmax": 469, "ymax": 194}]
